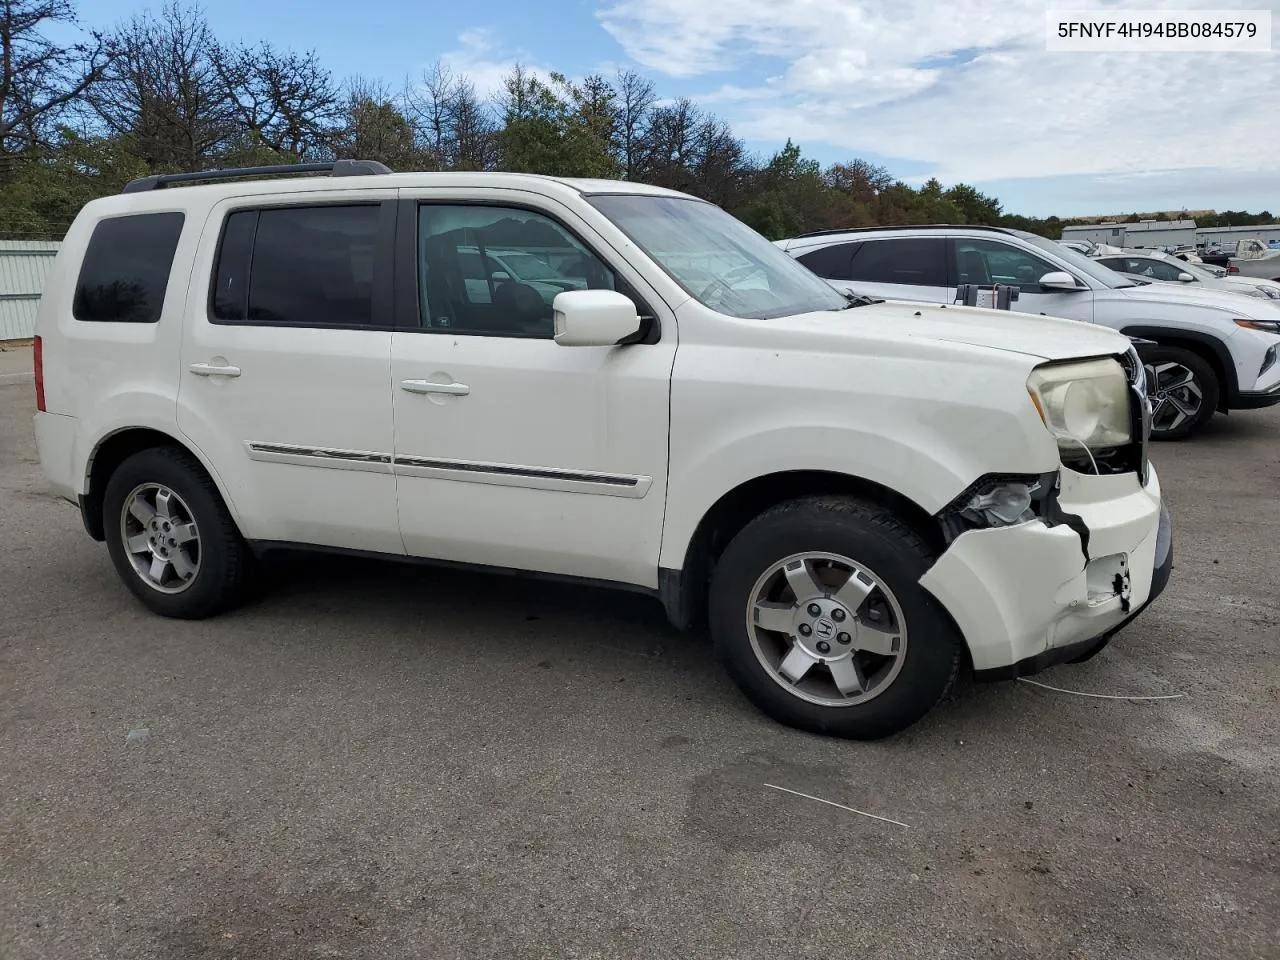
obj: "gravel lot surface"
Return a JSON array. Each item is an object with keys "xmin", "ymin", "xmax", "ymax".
[{"xmin": 2, "ymin": 371, "xmax": 1277, "ymax": 959}]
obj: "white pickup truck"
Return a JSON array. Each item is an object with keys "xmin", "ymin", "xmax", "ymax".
[{"xmin": 1229, "ymin": 238, "xmax": 1280, "ymax": 281}]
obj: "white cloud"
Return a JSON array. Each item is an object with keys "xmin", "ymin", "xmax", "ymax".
[
  {"xmin": 432, "ymin": 28, "xmax": 551, "ymax": 101},
  {"xmin": 597, "ymin": 0, "xmax": 1280, "ymax": 186}
]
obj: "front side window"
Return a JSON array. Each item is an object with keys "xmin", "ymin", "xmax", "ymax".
[
  {"xmin": 73, "ymin": 212, "xmax": 185, "ymax": 323},
  {"xmin": 212, "ymin": 204, "xmax": 381, "ymax": 327},
  {"xmin": 587, "ymin": 195, "xmax": 848, "ymax": 320},
  {"xmin": 1130, "ymin": 259, "xmax": 1185, "ymax": 281},
  {"xmin": 417, "ymin": 205, "xmax": 617, "ymax": 337},
  {"xmin": 953, "ymin": 238, "xmax": 1056, "ymax": 288},
  {"xmin": 847, "ymin": 238, "xmax": 947, "ymax": 287}
]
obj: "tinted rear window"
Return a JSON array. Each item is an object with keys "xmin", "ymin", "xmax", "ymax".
[
  {"xmin": 847, "ymin": 238, "xmax": 947, "ymax": 287},
  {"xmin": 796, "ymin": 242, "xmax": 861, "ymax": 280},
  {"xmin": 211, "ymin": 205, "xmax": 381, "ymax": 327},
  {"xmin": 73, "ymin": 212, "xmax": 185, "ymax": 323}
]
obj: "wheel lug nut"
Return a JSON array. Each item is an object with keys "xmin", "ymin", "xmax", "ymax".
[
  {"xmin": 807, "ymin": 603, "xmax": 821, "ymax": 617},
  {"xmin": 798, "ymin": 624, "xmax": 812, "ymax": 637},
  {"xmin": 837, "ymin": 632, "xmax": 851, "ymax": 645},
  {"xmin": 831, "ymin": 608, "xmax": 846, "ymax": 622},
  {"xmin": 816, "ymin": 641, "xmax": 831, "ymax": 654}
]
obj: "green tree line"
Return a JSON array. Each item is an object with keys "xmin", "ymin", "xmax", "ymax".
[{"xmin": 1, "ymin": 0, "xmax": 1271, "ymax": 242}]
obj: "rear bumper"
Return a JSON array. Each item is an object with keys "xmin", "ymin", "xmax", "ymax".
[
  {"xmin": 32, "ymin": 411, "xmax": 79, "ymax": 501},
  {"xmin": 920, "ymin": 465, "xmax": 1167, "ymax": 677}
]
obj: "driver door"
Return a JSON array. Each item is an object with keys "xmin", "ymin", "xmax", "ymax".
[{"xmin": 950, "ymin": 237, "xmax": 1093, "ymax": 322}]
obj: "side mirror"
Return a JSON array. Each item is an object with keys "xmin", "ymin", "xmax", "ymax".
[
  {"xmin": 491, "ymin": 271, "xmax": 511, "ymax": 282},
  {"xmin": 552, "ymin": 289, "xmax": 643, "ymax": 346},
  {"xmin": 1039, "ymin": 271, "xmax": 1082, "ymax": 291},
  {"xmin": 1177, "ymin": 272, "xmax": 1194, "ymax": 282}
]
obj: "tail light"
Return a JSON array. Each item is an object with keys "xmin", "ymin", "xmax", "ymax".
[
  {"xmin": 34, "ymin": 335, "xmax": 46, "ymax": 412},
  {"xmin": 1228, "ymin": 265, "xmax": 1240, "ymax": 274}
]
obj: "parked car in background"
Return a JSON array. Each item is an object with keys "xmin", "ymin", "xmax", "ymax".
[
  {"xmin": 778, "ymin": 224, "xmax": 1280, "ymax": 439},
  {"xmin": 1093, "ymin": 249, "xmax": 1280, "ymax": 300},
  {"xmin": 33, "ymin": 162, "xmax": 1173, "ymax": 740},
  {"xmin": 1197, "ymin": 246, "xmax": 1233, "ymax": 269},
  {"xmin": 1175, "ymin": 254, "xmax": 1228, "ymax": 278},
  {"xmin": 1228, "ymin": 238, "xmax": 1280, "ymax": 281}
]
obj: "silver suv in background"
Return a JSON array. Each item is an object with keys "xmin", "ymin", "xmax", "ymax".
[{"xmin": 777, "ymin": 225, "xmax": 1280, "ymax": 440}]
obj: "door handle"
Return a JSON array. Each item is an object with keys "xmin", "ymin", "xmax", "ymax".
[
  {"xmin": 401, "ymin": 379, "xmax": 470, "ymax": 396},
  {"xmin": 189, "ymin": 362, "xmax": 242, "ymax": 378}
]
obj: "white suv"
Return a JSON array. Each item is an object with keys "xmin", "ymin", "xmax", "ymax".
[
  {"xmin": 777, "ymin": 225, "xmax": 1280, "ymax": 440},
  {"xmin": 33, "ymin": 162, "xmax": 1173, "ymax": 739}
]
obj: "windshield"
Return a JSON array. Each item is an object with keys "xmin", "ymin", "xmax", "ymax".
[
  {"xmin": 586, "ymin": 195, "xmax": 848, "ymax": 319},
  {"xmin": 1032, "ymin": 236, "xmax": 1137, "ymax": 288}
]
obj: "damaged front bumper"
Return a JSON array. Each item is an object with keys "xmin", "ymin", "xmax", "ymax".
[{"xmin": 919, "ymin": 465, "xmax": 1172, "ymax": 680}]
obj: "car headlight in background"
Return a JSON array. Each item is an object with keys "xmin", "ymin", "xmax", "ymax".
[
  {"xmin": 1235, "ymin": 318, "xmax": 1280, "ymax": 333},
  {"xmin": 1027, "ymin": 357, "xmax": 1132, "ymax": 456}
]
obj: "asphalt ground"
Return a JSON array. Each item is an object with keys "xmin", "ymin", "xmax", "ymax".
[{"xmin": 1, "ymin": 366, "xmax": 1277, "ymax": 959}]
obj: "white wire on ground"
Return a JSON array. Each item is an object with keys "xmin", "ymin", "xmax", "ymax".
[
  {"xmin": 763, "ymin": 783, "xmax": 910, "ymax": 828},
  {"xmin": 1017, "ymin": 677, "xmax": 1184, "ymax": 701}
]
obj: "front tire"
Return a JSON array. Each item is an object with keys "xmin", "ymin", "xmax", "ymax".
[
  {"xmin": 103, "ymin": 447, "xmax": 250, "ymax": 619},
  {"xmin": 1143, "ymin": 345, "xmax": 1218, "ymax": 441},
  {"xmin": 708, "ymin": 496, "xmax": 962, "ymax": 740}
]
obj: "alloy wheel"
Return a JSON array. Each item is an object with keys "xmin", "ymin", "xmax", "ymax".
[
  {"xmin": 1145, "ymin": 361, "xmax": 1203, "ymax": 435},
  {"xmin": 119, "ymin": 483, "xmax": 201, "ymax": 594},
  {"xmin": 745, "ymin": 551, "xmax": 907, "ymax": 707}
]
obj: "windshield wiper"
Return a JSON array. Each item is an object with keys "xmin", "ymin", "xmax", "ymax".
[{"xmin": 841, "ymin": 291, "xmax": 882, "ymax": 309}]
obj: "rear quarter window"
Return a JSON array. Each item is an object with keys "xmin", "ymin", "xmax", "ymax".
[
  {"xmin": 72, "ymin": 212, "xmax": 185, "ymax": 323},
  {"xmin": 796, "ymin": 242, "xmax": 862, "ymax": 280}
]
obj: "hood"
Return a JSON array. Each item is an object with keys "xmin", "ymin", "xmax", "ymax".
[
  {"xmin": 772, "ymin": 300, "xmax": 1131, "ymax": 362},
  {"xmin": 1109, "ymin": 277, "xmax": 1280, "ymax": 317},
  {"xmin": 1218, "ymin": 276, "xmax": 1280, "ymax": 298}
]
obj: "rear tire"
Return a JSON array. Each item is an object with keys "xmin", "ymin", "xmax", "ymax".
[
  {"xmin": 708, "ymin": 496, "xmax": 962, "ymax": 740},
  {"xmin": 103, "ymin": 447, "xmax": 250, "ymax": 619},
  {"xmin": 1143, "ymin": 345, "xmax": 1218, "ymax": 441}
]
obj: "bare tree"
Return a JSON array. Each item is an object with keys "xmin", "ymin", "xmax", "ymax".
[
  {"xmin": 0, "ymin": 0, "xmax": 114, "ymax": 160},
  {"xmin": 448, "ymin": 74, "xmax": 495, "ymax": 169},
  {"xmin": 89, "ymin": 1, "xmax": 235, "ymax": 171},
  {"xmin": 612, "ymin": 68, "xmax": 654, "ymax": 180},
  {"xmin": 332, "ymin": 75, "xmax": 422, "ymax": 170},
  {"xmin": 213, "ymin": 41, "xmax": 340, "ymax": 160},
  {"xmin": 405, "ymin": 60, "xmax": 496, "ymax": 170},
  {"xmin": 641, "ymin": 97, "xmax": 702, "ymax": 191},
  {"xmin": 691, "ymin": 115, "xmax": 747, "ymax": 206}
]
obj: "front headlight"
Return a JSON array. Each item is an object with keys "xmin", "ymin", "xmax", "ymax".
[
  {"xmin": 1256, "ymin": 285, "xmax": 1280, "ymax": 300},
  {"xmin": 1234, "ymin": 318, "xmax": 1280, "ymax": 333},
  {"xmin": 1027, "ymin": 357, "xmax": 1132, "ymax": 451}
]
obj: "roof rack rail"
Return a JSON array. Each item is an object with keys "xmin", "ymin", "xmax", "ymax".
[
  {"xmin": 121, "ymin": 159, "xmax": 393, "ymax": 194},
  {"xmin": 793, "ymin": 223, "xmax": 1016, "ymax": 239}
]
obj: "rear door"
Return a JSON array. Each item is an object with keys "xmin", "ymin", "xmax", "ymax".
[
  {"xmin": 176, "ymin": 190, "xmax": 403, "ymax": 553},
  {"xmin": 840, "ymin": 237, "xmax": 949, "ymax": 304}
]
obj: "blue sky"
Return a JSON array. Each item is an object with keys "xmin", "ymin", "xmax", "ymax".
[{"xmin": 64, "ymin": 0, "xmax": 1279, "ymax": 218}]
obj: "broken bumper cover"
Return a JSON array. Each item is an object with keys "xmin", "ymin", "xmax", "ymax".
[{"xmin": 919, "ymin": 465, "xmax": 1170, "ymax": 680}]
